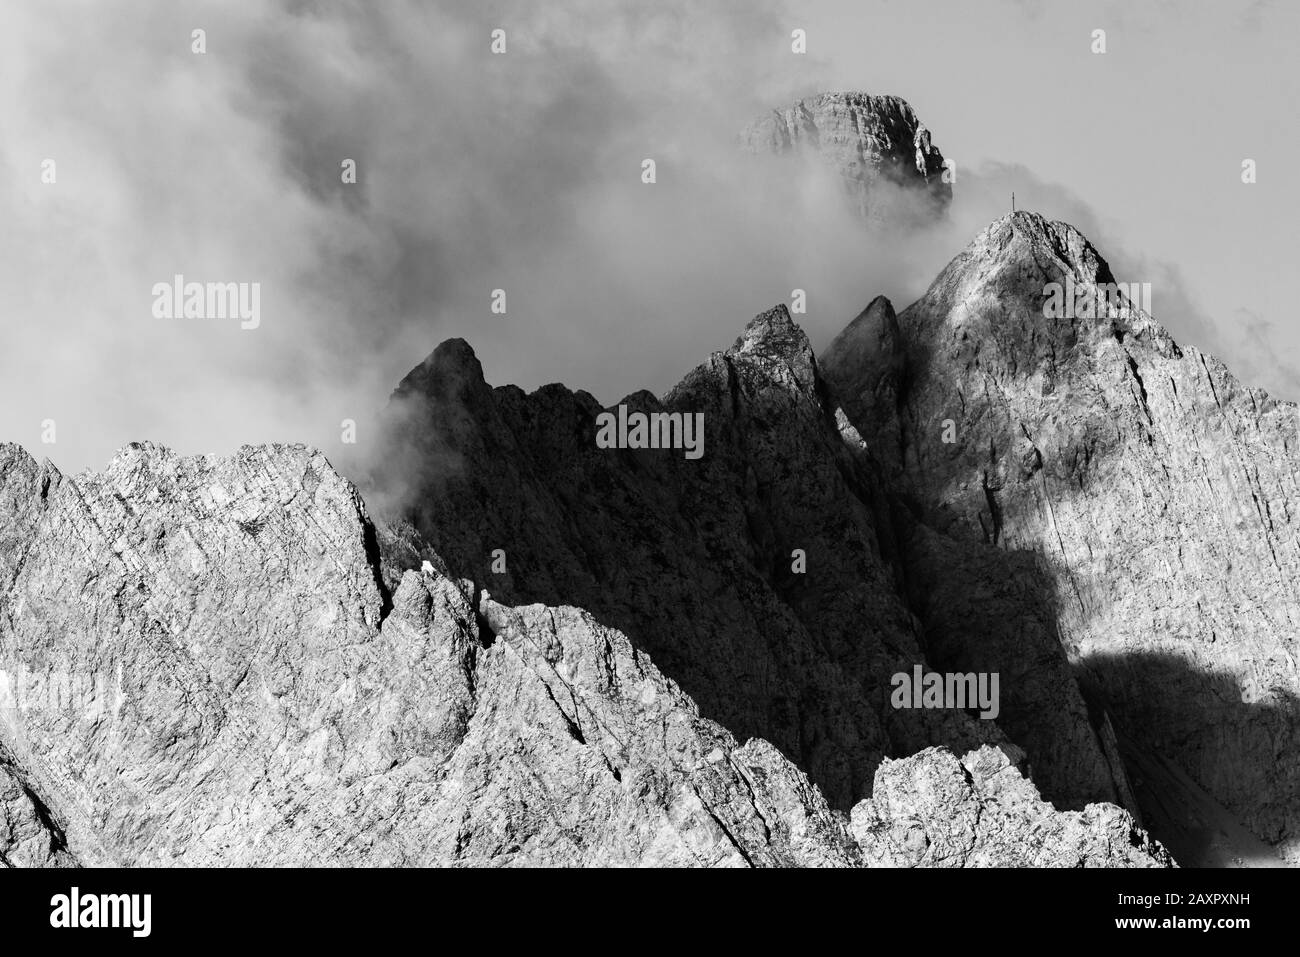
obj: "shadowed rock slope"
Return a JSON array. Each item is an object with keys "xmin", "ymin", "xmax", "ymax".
[{"xmin": 372, "ymin": 307, "xmax": 1135, "ymax": 823}]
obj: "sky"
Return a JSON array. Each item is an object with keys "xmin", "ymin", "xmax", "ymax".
[{"xmin": 1, "ymin": 0, "xmax": 1296, "ymax": 474}]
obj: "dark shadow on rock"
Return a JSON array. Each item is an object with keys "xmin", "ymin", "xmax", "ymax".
[
  {"xmin": 820, "ymin": 295, "xmax": 1139, "ymax": 816},
  {"xmin": 1074, "ymin": 651, "xmax": 1298, "ymax": 867},
  {"xmin": 361, "ymin": 324, "xmax": 1007, "ymax": 813},
  {"xmin": 889, "ymin": 509, "xmax": 1140, "ymax": 818}
]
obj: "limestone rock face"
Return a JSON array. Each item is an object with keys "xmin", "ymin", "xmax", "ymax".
[
  {"xmin": 823, "ymin": 211, "xmax": 1300, "ymax": 864},
  {"xmin": 0, "ymin": 440, "xmax": 1166, "ymax": 867},
  {"xmin": 0, "ymin": 442, "xmax": 390, "ymax": 865},
  {"xmin": 1, "ymin": 744, "xmax": 75, "ymax": 868},
  {"xmin": 741, "ymin": 92, "xmax": 951, "ymax": 224},
  {"xmin": 0, "ymin": 440, "xmax": 844, "ymax": 865}
]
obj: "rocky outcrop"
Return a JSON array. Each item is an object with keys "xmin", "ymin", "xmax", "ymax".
[
  {"xmin": 0, "ymin": 441, "xmax": 1166, "ymax": 867},
  {"xmin": 853, "ymin": 745, "xmax": 1171, "ymax": 868},
  {"xmin": 741, "ymin": 92, "xmax": 951, "ymax": 225},
  {"xmin": 823, "ymin": 211, "xmax": 1300, "ymax": 864},
  {"xmin": 0, "ymin": 443, "xmax": 388, "ymax": 865},
  {"xmin": 0, "ymin": 440, "xmax": 840, "ymax": 865}
]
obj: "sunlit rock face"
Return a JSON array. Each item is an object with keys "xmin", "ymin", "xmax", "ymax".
[{"xmin": 824, "ymin": 211, "xmax": 1300, "ymax": 865}]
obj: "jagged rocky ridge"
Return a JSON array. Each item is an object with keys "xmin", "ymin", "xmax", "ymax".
[
  {"xmin": 373, "ymin": 308, "xmax": 1135, "ymax": 823},
  {"xmin": 0, "ymin": 440, "xmax": 1167, "ymax": 866},
  {"xmin": 371, "ymin": 214, "xmax": 1300, "ymax": 868},
  {"xmin": 741, "ymin": 92, "xmax": 951, "ymax": 225},
  {"xmin": 6, "ymin": 208, "xmax": 1268, "ymax": 869}
]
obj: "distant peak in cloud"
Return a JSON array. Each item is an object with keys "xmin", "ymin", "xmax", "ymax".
[{"xmin": 741, "ymin": 91, "xmax": 952, "ymax": 226}]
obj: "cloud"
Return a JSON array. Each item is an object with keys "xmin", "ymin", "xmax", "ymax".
[
  {"xmin": 0, "ymin": 0, "xmax": 950, "ymax": 476},
  {"xmin": 3, "ymin": 0, "xmax": 1289, "ymax": 481},
  {"xmin": 1231, "ymin": 308, "xmax": 1300, "ymax": 399}
]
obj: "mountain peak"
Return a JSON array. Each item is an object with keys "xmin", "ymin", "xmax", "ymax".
[
  {"xmin": 730, "ymin": 303, "xmax": 809, "ymax": 356},
  {"xmin": 741, "ymin": 91, "xmax": 951, "ymax": 224},
  {"xmin": 391, "ymin": 337, "xmax": 488, "ymax": 404},
  {"xmin": 820, "ymin": 212, "xmax": 1300, "ymax": 864},
  {"xmin": 906, "ymin": 211, "xmax": 1175, "ymax": 355},
  {"xmin": 822, "ymin": 296, "xmax": 902, "ymax": 391},
  {"xmin": 973, "ymin": 211, "xmax": 1110, "ymax": 281},
  {"xmin": 724, "ymin": 304, "xmax": 819, "ymax": 392}
]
